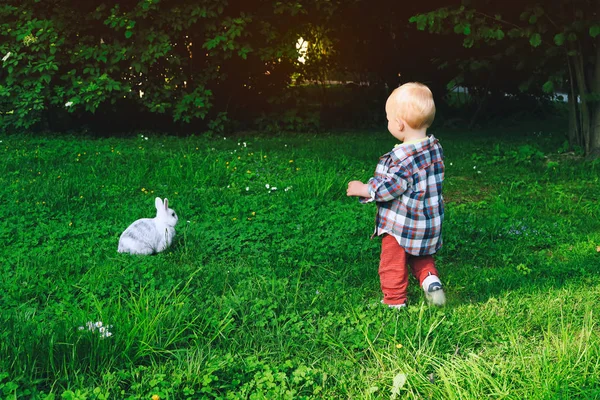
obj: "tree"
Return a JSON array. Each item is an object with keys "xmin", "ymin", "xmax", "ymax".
[
  {"xmin": 0, "ymin": 0, "xmax": 314, "ymax": 132},
  {"xmin": 410, "ymin": 0, "xmax": 600, "ymax": 158}
]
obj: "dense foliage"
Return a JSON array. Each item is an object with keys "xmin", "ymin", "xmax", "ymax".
[
  {"xmin": 0, "ymin": 0, "xmax": 324, "ymax": 132},
  {"xmin": 410, "ymin": 0, "xmax": 600, "ymax": 156},
  {"xmin": 1, "ymin": 0, "xmax": 598, "ymax": 155}
]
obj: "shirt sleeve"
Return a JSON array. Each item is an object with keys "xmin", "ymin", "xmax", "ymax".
[{"xmin": 361, "ymin": 163, "xmax": 410, "ymax": 203}]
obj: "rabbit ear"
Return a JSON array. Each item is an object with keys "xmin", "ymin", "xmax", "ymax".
[
  {"xmin": 155, "ymin": 197, "xmax": 163, "ymax": 210},
  {"xmin": 164, "ymin": 198, "xmax": 169, "ymax": 210}
]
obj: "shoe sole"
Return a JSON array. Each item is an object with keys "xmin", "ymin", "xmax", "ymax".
[{"xmin": 426, "ymin": 289, "xmax": 446, "ymax": 306}]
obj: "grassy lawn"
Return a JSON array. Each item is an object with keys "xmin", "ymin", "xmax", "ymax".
[{"xmin": 1, "ymin": 122, "xmax": 599, "ymax": 399}]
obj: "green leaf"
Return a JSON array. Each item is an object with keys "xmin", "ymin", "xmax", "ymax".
[
  {"xmin": 529, "ymin": 33, "xmax": 542, "ymax": 47},
  {"xmin": 495, "ymin": 29, "xmax": 505, "ymax": 40},
  {"xmin": 463, "ymin": 24, "xmax": 471, "ymax": 35},
  {"xmin": 125, "ymin": 30, "xmax": 133, "ymax": 39},
  {"xmin": 528, "ymin": 15, "xmax": 537, "ymax": 24},
  {"xmin": 590, "ymin": 25, "xmax": 600, "ymax": 38},
  {"xmin": 542, "ymin": 80, "xmax": 554, "ymax": 93},
  {"xmin": 554, "ymin": 33, "xmax": 565, "ymax": 46}
]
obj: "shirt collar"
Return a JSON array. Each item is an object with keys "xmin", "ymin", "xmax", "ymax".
[{"xmin": 387, "ymin": 135, "xmax": 437, "ymax": 159}]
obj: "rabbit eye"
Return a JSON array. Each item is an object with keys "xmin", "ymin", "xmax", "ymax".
[{"xmin": 171, "ymin": 212, "xmax": 175, "ymax": 217}]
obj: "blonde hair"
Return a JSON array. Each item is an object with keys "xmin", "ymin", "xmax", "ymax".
[{"xmin": 388, "ymin": 82, "xmax": 436, "ymax": 129}]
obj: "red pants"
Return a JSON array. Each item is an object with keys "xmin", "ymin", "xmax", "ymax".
[{"xmin": 379, "ymin": 234, "xmax": 440, "ymax": 305}]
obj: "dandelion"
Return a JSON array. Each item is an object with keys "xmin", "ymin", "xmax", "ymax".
[
  {"xmin": 2, "ymin": 52, "xmax": 11, "ymax": 62},
  {"xmin": 152, "ymin": 395, "xmax": 160, "ymax": 400},
  {"xmin": 396, "ymin": 343, "xmax": 403, "ymax": 349},
  {"xmin": 289, "ymin": 160, "xmax": 294, "ymax": 163},
  {"xmin": 65, "ymin": 101, "xmax": 73, "ymax": 107}
]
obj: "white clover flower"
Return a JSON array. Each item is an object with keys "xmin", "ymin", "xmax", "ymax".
[
  {"xmin": 2, "ymin": 52, "xmax": 11, "ymax": 62},
  {"xmin": 284, "ymin": 186, "xmax": 292, "ymax": 192},
  {"xmin": 187, "ymin": 220, "xmax": 191, "ymax": 223},
  {"xmin": 80, "ymin": 321, "xmax": 113, "ymax": 339},
  {"xmin": 473, "ymin": 166, "xmax": 477, "ymax": 169},
  {"xmin": 271, "ymin": 187, "xmax": 277, "ymax": 191},
  {"xmin": 450, "ymin": 162, "xmax": 453, "ymax": 166},
  {"xmin": 246, "ymin": 187, "xmax": 249, "ymax": 191},
  {"xmin": 65, "ymin": 101, "xmax": 73, "ymax": 107},
  {"xmin": 243, "ymin": 142, "xmax": 247, "ymax": 147},
  {"xmin": 265, "ymin": 184, "xmax": 270, "ymax": 189}
]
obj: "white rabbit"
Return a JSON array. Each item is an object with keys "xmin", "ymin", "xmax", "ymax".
[{"xmin": 118, "ymin": 197, "xmax": 178, "ymax": 255}]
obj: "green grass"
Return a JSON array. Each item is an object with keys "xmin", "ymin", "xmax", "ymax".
[{"xmin": 1, "ymin": 123, "xmax": 599, "ymax": 399}]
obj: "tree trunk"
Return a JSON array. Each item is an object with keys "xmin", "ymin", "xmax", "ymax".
[
  {"xmin": 589, "ymin": 101, "xmax": 600, "ymax": 160},
  {"xmin": 572, "ymin": 49, "xmax": 591, "ymax": 154},
  {"xmin": 588, "ymin": 37, "xmax": 600, "ymax": 160},
  {"xmin": 566, "ymin": 57, "xmax": 580, "ymax": 149}
]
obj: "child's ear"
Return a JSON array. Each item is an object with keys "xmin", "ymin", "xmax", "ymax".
[{"xmin": 396, "ymin": 118, "xmax": 405, "ymax": 131}]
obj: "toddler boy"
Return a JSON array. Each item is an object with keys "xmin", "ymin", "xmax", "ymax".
[{"xmin": 347, "ymin": 82, "xmax": 446, "ymax": 308}]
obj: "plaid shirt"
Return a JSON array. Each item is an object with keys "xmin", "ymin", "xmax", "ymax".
[{"xmin": 362, "ymin": 135, "xmax": 444, "ymax": 256}]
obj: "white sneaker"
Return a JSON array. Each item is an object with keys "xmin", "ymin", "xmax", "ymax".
[
  {"xmin": 387, "ymin": 303, "xmax": 407, "ymax": 310},
  {"xmin": 381, "ymin": 300, "xmax": 406, "ymax": 309},
  {"xmin": 422, "ymin": 273, "xmax": 446, "ymax": 306}
]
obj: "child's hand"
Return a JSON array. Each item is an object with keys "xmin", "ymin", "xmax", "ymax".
[{"xmin": 347, "ymin": 180, "xmax": 370, "ymax": 198}]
